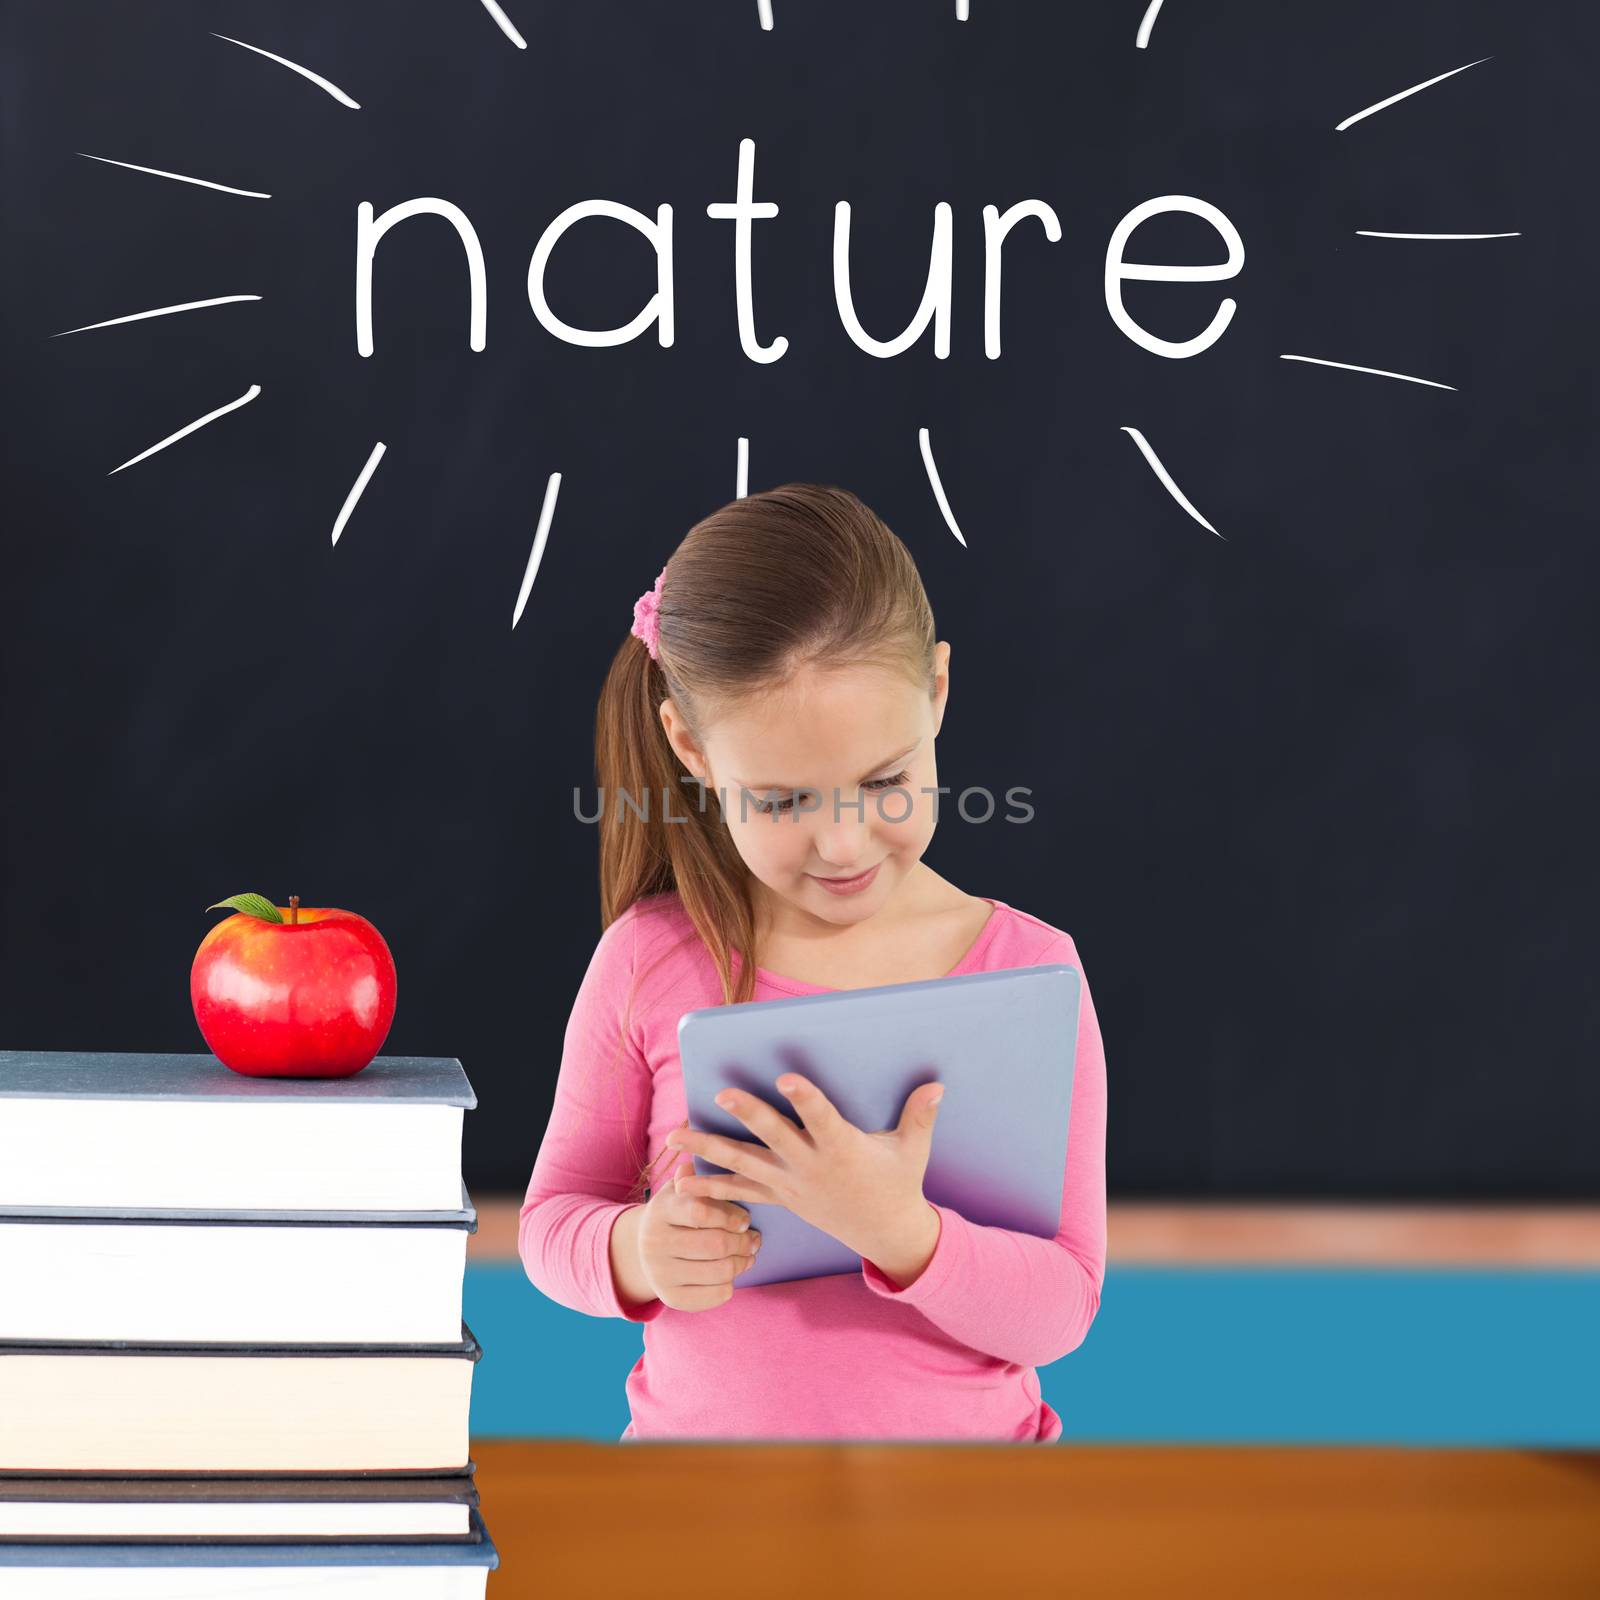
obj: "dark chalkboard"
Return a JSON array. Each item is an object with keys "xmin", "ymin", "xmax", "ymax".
[{"xmin": 2, "ymin": 0, "xmax": 1593, "ymax": 1198}]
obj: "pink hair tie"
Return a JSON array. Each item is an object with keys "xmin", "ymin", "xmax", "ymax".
[{"xmin": 630, "ymin": 566, "xmax": 668, "ymax": 661}]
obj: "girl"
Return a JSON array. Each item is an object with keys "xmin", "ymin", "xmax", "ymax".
[{"xmin": 519, "ymin": 483, "xmax": 1107, "ymax": 1442}]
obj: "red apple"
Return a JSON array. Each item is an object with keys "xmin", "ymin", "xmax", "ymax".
[{"xmin": 191, "ymin": 893, "xmax": 398, "ymax": 1078}]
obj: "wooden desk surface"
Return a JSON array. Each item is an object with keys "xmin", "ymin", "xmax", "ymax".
[{"xmin": 472, "ymin": 1440, "xmax": 1600, "ymax": 1599}]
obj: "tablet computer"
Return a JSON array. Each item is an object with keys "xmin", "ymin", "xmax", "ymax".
[{"xmin": 676, "ymin": 963, "xmax": 1081, "ymax": 1289}]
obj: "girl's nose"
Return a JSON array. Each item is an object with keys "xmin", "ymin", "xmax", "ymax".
[{"xmin": 812, "ymin": 811, "xmax": 873, "ymax": 866}]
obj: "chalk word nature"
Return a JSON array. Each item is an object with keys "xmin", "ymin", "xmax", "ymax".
[{"xmin": 354, "ymin": 140, "xmax": 1244, "ymax": 363}]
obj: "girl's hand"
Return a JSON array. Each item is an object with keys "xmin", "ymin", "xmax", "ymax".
[
  {"xmin": 631, "ymin": 1141, "xmax": 764, "ymax": 1313},
  {"xmin": 665, "ymin": 1074, "xmax": 945, "ymax": 1267}
]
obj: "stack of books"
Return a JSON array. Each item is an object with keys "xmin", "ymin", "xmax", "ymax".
[{"xmin": 0, "ymin": 1049, "xmax": 498, "ymax": 1598}]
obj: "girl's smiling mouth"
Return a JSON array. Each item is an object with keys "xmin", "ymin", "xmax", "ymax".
[{"xmin": 808, "ymin": 862, "xmax": 882, "ymax": 895}]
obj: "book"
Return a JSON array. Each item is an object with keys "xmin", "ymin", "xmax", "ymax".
[
  {"xmin": 0, "ymin": 1052, "xmax": 476, "ymax": 1212},
  {"xmin": 0, "ymin": 1186, "xmax": 477, "ymax": 1344},
  {"xmin": 0, "ymin": 1325, "xmax": 482, "ymax": 1475},
  {"xmin": 0, "ymin": 1475, "xmax": 480, "ymax": 1540},
  {"xmin": 0, "ymin": 1507, "xmax": 499, "ymax": 1599}
]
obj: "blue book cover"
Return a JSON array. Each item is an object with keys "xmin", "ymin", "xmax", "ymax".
[
  {"xmin": 0, "ymin": 1052, "xmax": 477, "ymax": 1108},
  {"xmin": 0, "ymin": 1321, "xmax": 482, "ymax": 1359},
  {"xmin": 0, "ymin": 1507, "xmax": 499, "ymax": 1566}
]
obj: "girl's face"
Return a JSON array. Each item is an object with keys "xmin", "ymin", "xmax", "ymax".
[{"xmin": 661, "ymin": 644, "xmax": 951, "ymax": 932}]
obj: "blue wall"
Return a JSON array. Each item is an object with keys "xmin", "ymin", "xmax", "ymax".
[{"xmin": 465, "ymin": 1263, "xmax": 1600, "ymax": 1445}]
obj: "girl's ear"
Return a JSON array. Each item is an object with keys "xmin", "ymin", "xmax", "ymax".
[
  {"xmin": 658, "ymin": 698, "xmax": 702, "ymax": 776},
  {"xmin": 931, "ymin": 641, "xmax": 952, "ymax": 732}
]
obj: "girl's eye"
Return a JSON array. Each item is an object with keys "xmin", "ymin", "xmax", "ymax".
[{"xmin": 754, "ymin": 772, "xmax": 911, "ymax": 816}]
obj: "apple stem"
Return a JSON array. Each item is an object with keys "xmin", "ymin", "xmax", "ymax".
[{"xmin": 289, "ymin": 895, "xmax": 300, "ymax": 925}]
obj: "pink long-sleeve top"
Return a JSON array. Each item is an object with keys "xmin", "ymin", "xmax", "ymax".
[{"xmin": 518, "ymin": 889, "xmax": 1108, "ymax": 1442}]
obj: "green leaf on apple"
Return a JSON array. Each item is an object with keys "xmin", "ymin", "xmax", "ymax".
[{"xmin": 204, "ymin": 893, "xmax": 284, "ymax": 923}]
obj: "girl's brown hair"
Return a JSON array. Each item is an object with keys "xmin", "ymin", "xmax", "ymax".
[{"xmin": 591, "ymin": 482, "xmax": 938, "ymax": 1202}]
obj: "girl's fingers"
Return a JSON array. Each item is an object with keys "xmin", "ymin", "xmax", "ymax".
[
  {"xmin": 668, "ymin": 1253, "xmax": 751, "ymax": 1286},
  {"xmin": 667, "ymin": 1222, "xmax": 760, "ymax": 1259},
  {"xmin": 676, "ymin": 1171, "xmax": 773, "ymax": 1207},
  {"xmin": 669, "ymin": 1128, "xmax": 777, "ymax": 1181},
  {"xmin": 711, "ymin": 1089, "xmax": 805, "ymax": 1158},
  {"xmin": 773, "ymin": 1074, "xmax": 849, "ymax": 1142},
  {"xmin": 664, "ymin": 1190, "xmax": 746, "ymax": 1230}
]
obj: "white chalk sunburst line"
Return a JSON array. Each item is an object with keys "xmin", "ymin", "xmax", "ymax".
[
  {"xmin": 1356, "ymin": 230, "xmax": 1521, "ymax": 240},
  {"xmin": 476, "ymin": 1, "xmax": 528, "ymax": 49},
  {"xmin": 210, "ymin": 33, "xmax": 361, "ymax": 109},
  {"xmin": 512, "ymin": 473, "xmax": 564, "ymax": 629},
  {"xmin": 51, "ymin": 295, "xmax": 261, "ymax": 339},
  {"xmin": 1335, "ymin": 56, "xmax": 1491, "ymax": 132},
  {"xmin": 919, "ymin": 428, "xmax": 968, "ymax": 547},
  {"xmin": 1120, "ymin": 428, "xmax": 1223, "ymax": 539},
  {"xmin": 331, "ymin": 442, "xmax": 388, "ymax": 546},
  {"xmin": 1279, "ymin": 354, "xmax": 1457, "ymax": 391},
  {"xmin": 75, "ymin": 152, "xmax": 270, "ymax": 199},
  {"xmin": 107, "ymin": 385, "xmax": 261, "ymax": 476}
]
